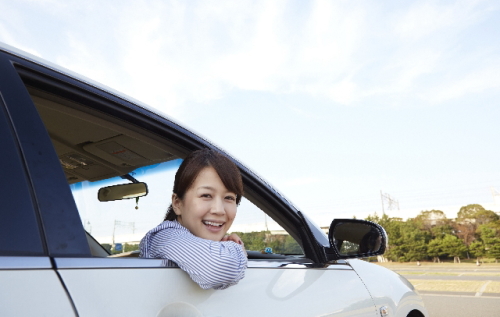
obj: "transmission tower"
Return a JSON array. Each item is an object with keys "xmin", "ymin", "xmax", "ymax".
[{"xmin": 380, "ymin": 190, "xmax": 399, "ymax": 214}]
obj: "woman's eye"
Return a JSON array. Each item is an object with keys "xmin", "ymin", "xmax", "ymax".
[
  {"xmin": 225, "ymin": 196, "xmax": 236, "ymax": 201},
  {"xmin": 201, "ymin": 194, "xmax": 212, "ymax": 198}
]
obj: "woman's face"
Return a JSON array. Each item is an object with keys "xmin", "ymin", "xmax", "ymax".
[{"xmin": 173, "ymin": 166, "xmax": 237, "ymax": 241}]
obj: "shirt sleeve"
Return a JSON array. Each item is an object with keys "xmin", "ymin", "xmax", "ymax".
[{"xmin": 143, "ymin": 223, "xmax": 247, "ymax": 290}]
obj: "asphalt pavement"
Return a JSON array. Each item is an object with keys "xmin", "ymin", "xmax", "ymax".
[
  {"xmin": 422, "ymin": 294, "xmax": 500, "ymax": 317},
  {"xmin": 376, "ymin": 263, "xmax": 500, "ymax": 316}
]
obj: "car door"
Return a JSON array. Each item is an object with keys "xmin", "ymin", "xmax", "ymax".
[
  {"xmin": 3, "ymin": 47, "xmax": 379, "ymax": 317},
  {"xmin": 0, "ymin": 50, "xmax": 76, "ymax": 317}
]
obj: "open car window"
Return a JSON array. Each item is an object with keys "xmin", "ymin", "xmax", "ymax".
[
  {"xmin": 72, "ymin": 165, "xmax": 304, "ymax": 258},
  {"xmin": 23, "ymin": 79, "xmax": 303, "ymax": 260}
]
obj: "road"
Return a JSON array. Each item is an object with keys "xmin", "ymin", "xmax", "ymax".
[
  {"xmin": 422, "ymin": 294, "xmax": 500, "ymax": 317},
  {"xmin": 376, "ymin": 263, "xmax": 500, "ymax": 317}
]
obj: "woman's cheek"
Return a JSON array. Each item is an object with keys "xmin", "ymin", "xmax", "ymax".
[{"xmin": 228, "ymin": 207, "xmax": 237, "ymax": 222}]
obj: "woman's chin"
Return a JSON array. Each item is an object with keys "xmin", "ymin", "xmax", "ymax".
[{"xmin": 200, "ymin": 229, "xmax": 227, "ymax": 241}]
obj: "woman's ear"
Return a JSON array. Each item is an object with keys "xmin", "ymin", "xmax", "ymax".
[{"xmin": 172, "ymin": 193, "xmax": 182, "ymax": 216}]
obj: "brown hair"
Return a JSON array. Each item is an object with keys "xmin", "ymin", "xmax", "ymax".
[{"xmin": 164, "ymin": 148, "xmax": 243, "ymax": 221}]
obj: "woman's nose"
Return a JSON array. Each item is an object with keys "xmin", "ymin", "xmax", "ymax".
[{"xmin": 210, "ymin": 197, "xmax": 225, "ymax": 215}]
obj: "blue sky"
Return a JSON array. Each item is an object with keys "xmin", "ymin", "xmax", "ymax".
[{"xmin": 1, "ymin": 0, "xmax": 499, "ymax": 225}]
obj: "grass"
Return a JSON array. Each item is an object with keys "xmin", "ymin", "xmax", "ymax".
[
  {"xmin": 401, "ymin": 271, "xmax": 500, "ymax": 276},
  {"xmin": 408, "ymin": 280, "xmax": 488, "ymax": 292},
  {"xmin": 407, "ymin": 280, "xmax": 500, "ymax": 293},
  {"xmin": 373, "ymin": 262, "xmax": 500, "ymax": 293},
  {"xmin": 485, "ymin": 282, "xmax": 500, "ymax": 293},
  {"xmin": 376, "ymin": 262, "xmax": 500, "ymax": 267}
]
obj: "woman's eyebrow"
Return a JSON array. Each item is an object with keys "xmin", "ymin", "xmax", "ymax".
[
  {"xmin": 197, "ymin": 186, "xmax": 236, "ymax": 195},
  {"xmin": 197, "ymin": 186, "xmax": 215, "ymax": 191}
]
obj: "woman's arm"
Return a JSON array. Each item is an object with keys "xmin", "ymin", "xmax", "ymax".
[
  {"xmin": 165, "ymin": 232, "xmax": 247, "ymax": 290},
  {"xmin": 141, "ymin": 221, "xmax": 247, "ymax": 290}
]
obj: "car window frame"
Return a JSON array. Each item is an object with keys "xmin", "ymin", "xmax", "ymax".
[
  {"xmin": 0, "ymin": 51, "xmax": 90, "ymax": 257},
  {"xmin": 5, "ymin": 49, "xmax": 328, "ymax": 264},
  {"xmin": 0, "ymin": 55, "xmax": 46, "ymax": 257}
]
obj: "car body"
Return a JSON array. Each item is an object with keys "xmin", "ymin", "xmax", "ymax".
[{"xmin": 0, "ymin": 42, "xmax": 428, "ymax": 317}]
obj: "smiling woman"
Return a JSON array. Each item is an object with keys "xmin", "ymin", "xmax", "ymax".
[
  {"xmin": 140, "ymin": 148, "xmax": 248, "ymax": 290},
  {"xmin": 171, "ymin": 166, "xmax": 238, "ymax": 241}
]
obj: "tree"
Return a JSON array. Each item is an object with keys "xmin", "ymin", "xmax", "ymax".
[
  {"xmin": 234, "ymin": 231, "xmax": 303, "ymax": 255},
  {"xmin": 415, "ymin": 210, "xmax": 447, "ymax": 230},
  {"xmin": 430, "ymin": 224, "xmax": 454, "ymax": 239},
  {"xmin": 414, "ymin": 210, "xmax": 451, "ymax": 242},
  {"xmin": 440, "ymin": 234, "xmax": 467, "ymax": 263},
  {"xmin": 366, "ymin": 214, "xmax": 427, "ymax": 262},
  {"xmin": 455, "ymin": 204, "xmax": 497, "ymax": 246},
  {"xmin": 428, "ymin": 234, "xmax": 467, "ymax": 262},
  {"xmin": 457, "ymin": 204, "xmax": 487, "ymax": 221},
  {"xmin": 478, "ymin": 222, "xmax": 500, "ymax": 261},
  {"xmin": 235, "ymin": 231, "xmax": 266, "ymax": 251},
  {"xmin": 427, "ymin": 238, "xmax": 444, "ymax": 263},
  {"xmin": 457, "ymin": 204, "xmax": 498, "ymax": 225},
  {"xmin": 469, "ymin": 240, "xmax": 485, "ymax": 262},
  {"xmin": 475, "ymin": 209, "xmax": 499, "ymax": 225}
]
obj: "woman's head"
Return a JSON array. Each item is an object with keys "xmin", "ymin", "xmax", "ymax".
[{"xmin": 165, "ymin": 148, "xmax": 243, "ymax": 241}]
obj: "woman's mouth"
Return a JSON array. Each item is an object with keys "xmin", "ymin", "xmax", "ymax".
[{"xmin": 202, "ymin": 220, "xmax": 225, "ymax": 231}]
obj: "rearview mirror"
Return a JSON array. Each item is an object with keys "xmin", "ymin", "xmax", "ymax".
[
  {"xmin": 328, "ymin": 219, "xmax": 387, "ymax": 260},
  {"xmin": 98, "ymin": 182, "xmax": 148, "ymax": 202}
]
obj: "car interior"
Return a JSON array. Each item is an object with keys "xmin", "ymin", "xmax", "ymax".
[{"xmin": 23, "ymin": 83, "xmax": 306, "ymax": 261}]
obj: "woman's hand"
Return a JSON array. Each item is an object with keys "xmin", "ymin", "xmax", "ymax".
[
  {"xmin": 222, "ymin": 233, "xmax": 243, "ymax": 244},
  {"xmin": 222, "ymin": 233, "xmax": 247, "ymax": 257}
]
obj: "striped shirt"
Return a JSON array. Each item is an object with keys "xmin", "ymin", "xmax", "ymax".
[{"xmin": 140, "ymin": 220, "xmax": 247, "ymax": 290}]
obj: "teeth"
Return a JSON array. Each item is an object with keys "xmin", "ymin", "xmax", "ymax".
[{"xmin": 203, "ymin": 221, "xmax": 223, "ymax": 227}]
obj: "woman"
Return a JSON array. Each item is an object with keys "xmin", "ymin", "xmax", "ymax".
[{"xmin": 140, "ymin": 148, "xmax": 247, "ymax": 290}]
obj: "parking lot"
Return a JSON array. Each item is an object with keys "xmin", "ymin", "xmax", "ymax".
[{"xmin": 377, "ymin": 262, "xmax": 500, "ymax": 317}]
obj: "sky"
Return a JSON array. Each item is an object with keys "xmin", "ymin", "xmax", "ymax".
[{"xmin": 1, "ymin": 0, "xmax": 499, "ymax": 227}]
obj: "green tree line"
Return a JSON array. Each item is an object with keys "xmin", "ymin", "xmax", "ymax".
[
  {"xmin": 366, "ymin": 204, "xmax": 500, "ymax": 262},
  {"xmin": 232, "ymin": 231, "xmax": 303, "ymax": 255},
  {"xmin": 102, "ymin": 233, "xmax": 303, "ymax": 255}
]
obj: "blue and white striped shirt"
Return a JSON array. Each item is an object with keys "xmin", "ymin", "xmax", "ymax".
[{"xmin": 140, "ymin": 220, "xmax": 247, "ymax": 290}]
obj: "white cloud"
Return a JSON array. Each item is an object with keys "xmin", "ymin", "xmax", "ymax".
[
  {"xmin": 431, "ymin": 59, "xmax": 500, "ymax": 103},
  {"xmin": 327, "ymin": 78, "xmax": 359, "ymax": 105},
  {"xmin": 56, "ymin": 33, "xmax": 112, "ymax": 85},
  {"xmin": 0, "ymin": 2, "xmax": 42, "ymax": 58},
  {"xmin": 95, "ymin": 0, "xmax": 371, "ymax": 110},
  {"xmin": 0, "ymin": 23, "xmax": 42, "ymax": 57},
  {"xmin": 2, "ymin": 0, "xmax": 498, "ymax": 113},
  {"xmin": 394, "ymin": 0, "xmax": 488, "ymax": 39},
  {"xmin": 363, "ymin": 48, "xmax": 442, "ymax": 100}
]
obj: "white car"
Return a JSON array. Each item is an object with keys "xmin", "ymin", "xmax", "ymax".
[{"xmin": 0, "ymin": 42, "xmax": 428, "ymax": 317}]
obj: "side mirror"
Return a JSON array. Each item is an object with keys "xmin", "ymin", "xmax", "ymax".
[
  {"xmin": 98, "ymin": 182, "xmax": 148, "ymax": 202},
  {"xmin": 328, "ymin": 219, "xmax": 387, "ymax": 260}
]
